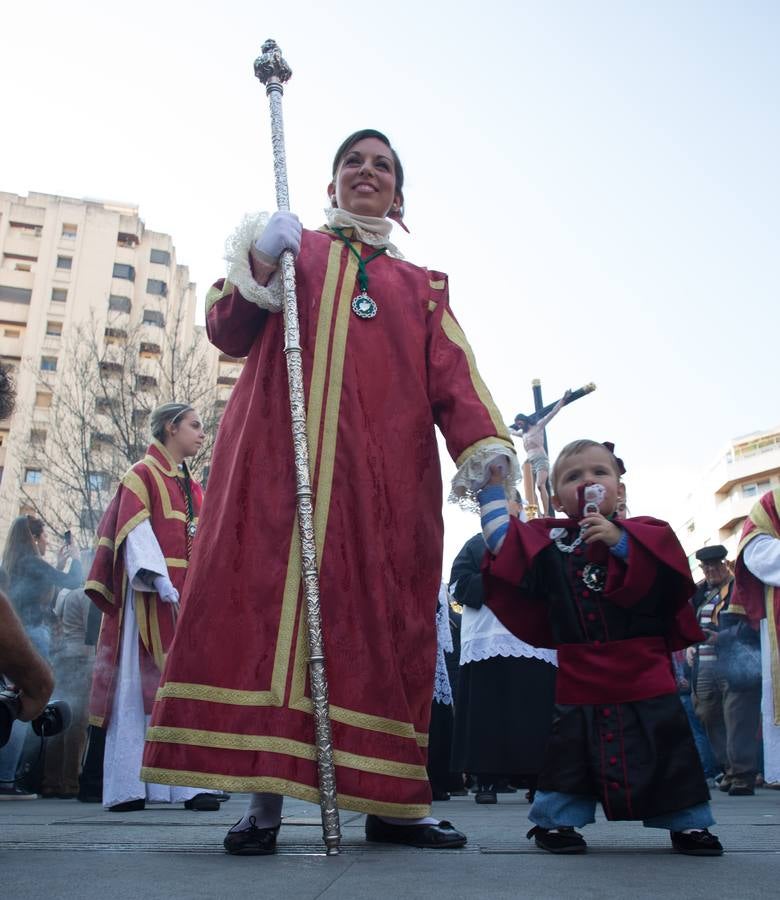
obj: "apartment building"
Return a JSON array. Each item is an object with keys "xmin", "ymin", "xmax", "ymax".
[
  {"xmin": 676, "ymin": 425, "xmax": 780, "ymax": 574},
  {"xmin": 0, "ymin": 190, "xmax": 243, "ymax": 547}
]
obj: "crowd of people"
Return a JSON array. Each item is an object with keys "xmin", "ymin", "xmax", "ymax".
[{"xmin": 1, "ymin": 128, "xmax": 779, "ymax": 862}]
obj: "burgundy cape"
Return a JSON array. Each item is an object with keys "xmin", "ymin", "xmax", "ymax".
[
  {"xmin": 484, "ymin": 515, "xmax": 702, "ymax": 654},
  {"xmin": 141, "ymin": 227, "xmax": 514, "ymax": 817},
  {"xmin": 733, "ymin": 487, "xmax": 780, "ymax": 723},
  {"xmin": 87, "ymin": 441, "xmax": 202, "ymax": 726},
  {"xmin": 482, "ymin": 515, "xmax": 709, "ymax": 820}
]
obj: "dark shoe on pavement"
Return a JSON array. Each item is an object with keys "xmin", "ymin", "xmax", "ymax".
[
  {"xmin": 108, "ymin": 799, "xmax": 145, "ymax": 812},
  {"xmin": 717, "ymin": 776, "xmax": 733, "ymax": 793},
  {"xmin": 213, "ymin": 792, "xmax": 231, "ymax": 802},
  {"xmin": 527, "ymin": 825, "xmax": 587, "ymax": 854},
  {"xmin": 77, "ymin": 792, "xmax": 102, "ymax": 803},
  {"xmin": 364, "ymin": 815, "xmax": 467, "ymax": 848},
  {"xmin": 431, "ymin": 790, "xmax": 451, "ymax": 801},
  {"xmin": 184, "ymin": 793, "xmax": 221, "ymax": 811},
  {"xmin": 450, "ymin": 788, "xmax": 468, "ymax": 797},
  {"xmin": 728, "ymin": 781, "xmax": 755, "ymax": 797},
  {"xmin": 0, "ymin": 786, "xmax": 38, "ymax": 800},
  {"xmin": 474, "ymin": 788, "xmax": 498, "ymax": 805},
  {"xmin": 224, "ymin": 816, "xmax": 281, "ymax": 856},
  {"xmin": 670, "ymin": 829, "xmax": 723, "ymax": 856}
]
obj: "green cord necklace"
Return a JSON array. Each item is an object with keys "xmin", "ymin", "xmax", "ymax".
[{"xmin": 332, "ymin": 227, "xmax": 387, "ymax": 319}]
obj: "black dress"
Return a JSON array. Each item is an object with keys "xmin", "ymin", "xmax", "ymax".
[{"xmin": 449, "ymin": 533, "xmax": 556, "ymax": 782}]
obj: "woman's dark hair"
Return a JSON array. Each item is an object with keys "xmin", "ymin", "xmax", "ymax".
[
  {"xmin": 331, "ymin": 129, "xmax": 405, "ymax": 215},
  {"xmin": 0, "ymin": 362, "xmax": 17, "ymax": 421},
  {"xmin": 2, "ymin": 515, "xmax": 43, "ymax": 580}
]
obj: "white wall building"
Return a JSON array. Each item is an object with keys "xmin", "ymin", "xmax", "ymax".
[{"xmin": 676, "ymin": 425, "xmax": 780, "ymax": 575}]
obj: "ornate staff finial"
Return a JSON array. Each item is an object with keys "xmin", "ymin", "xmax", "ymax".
[{"xmin": 254, "ymin": 39, "xmax": 292, "ymax": 87}]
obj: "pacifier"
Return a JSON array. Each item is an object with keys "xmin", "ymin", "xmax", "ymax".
[{"xmin": 578, "ymin": 482, "xmax": 606, "ymax": 518}]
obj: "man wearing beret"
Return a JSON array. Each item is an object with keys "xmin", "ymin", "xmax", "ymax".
[{"xmin": 689, "ymin": 545, "xmax": 761, "ymax": 796}]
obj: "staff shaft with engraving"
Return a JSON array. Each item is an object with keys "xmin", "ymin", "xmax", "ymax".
[{"xmin": 254, "ymin": 39, "xmax": 341, "ymax": 856}]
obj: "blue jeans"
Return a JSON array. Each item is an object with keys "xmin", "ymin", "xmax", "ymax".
[
  {"xmin": 0, "ymin": 623, "xmax": 51, "ymax": 787},
  {"xmin": 680, "ymin": 693, "xmax": 719, "ymax": 778},
  {"xmin": 530, "ymin": 790, "xmax": 715, "ymax": 831}
]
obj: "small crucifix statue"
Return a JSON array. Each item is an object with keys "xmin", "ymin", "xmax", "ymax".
[{"xmin": 509, "ymin": 381, "xmax": 596, "ymax": 517}]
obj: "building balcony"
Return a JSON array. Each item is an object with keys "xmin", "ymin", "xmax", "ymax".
[
  {"xmin": 0, "ymin": 301, "xmax": 30, "ymax": 325},
  {"xmin": 715, "ymin": 491, "xmax": 767, "ymax": 533},
  {"xmin": 0, "ymin": 335, "xmax": 24, "ymax": 357},
  {"xmin": 712, "ymin": 442, "xmax": 780, "ymax": 494}
]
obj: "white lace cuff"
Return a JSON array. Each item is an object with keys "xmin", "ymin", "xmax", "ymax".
[
  {"xmin": 449, "ymin": 445, "xmax": 521, "ymax": 510},
  {"xmin": 224, "ymin": 211, "xmax": 284, "ymax": 312}
]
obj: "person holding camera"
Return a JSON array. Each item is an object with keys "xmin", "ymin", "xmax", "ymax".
[{"xmin": 0, "ymin": 517, "xmax": 82, "ymax": 798}]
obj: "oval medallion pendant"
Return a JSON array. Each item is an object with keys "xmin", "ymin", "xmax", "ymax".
[
  {"xmin": 352, "ymin": 292, "xmax": 378, "ymax": 319},
  {"xmin": 187, "ymin": 522, "xmax": 197, "ymax": 538}
]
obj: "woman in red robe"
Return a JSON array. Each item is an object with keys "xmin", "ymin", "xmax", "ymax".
[
  {"xmin": 142, "ymin": 130, "xmax": 518, "ymax": 853},
  {"xmin": 87, "ymin": 402, "xmax": 218, "ymax": 811}
]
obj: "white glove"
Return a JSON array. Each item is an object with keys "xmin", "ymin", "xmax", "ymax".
[
  {"xmin": 153, "ymin": 575, "xmax": 179, "ymax": 605},
  {"xmin": 253, "ymin": 211, "xmax": 302, "ymax": 262}
]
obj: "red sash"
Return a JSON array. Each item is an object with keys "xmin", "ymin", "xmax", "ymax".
[{"xmin": 556, "ymin": 636, "xmax": 676, "ymax": 704}]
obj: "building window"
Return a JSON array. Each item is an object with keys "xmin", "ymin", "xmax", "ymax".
[
  {"xmin": 40, "ymin": 356, "xmax": 58, "ymax": 372},
  {"xmin": 142, "ymin": 310, "xmax": 165, "ymax": 327},
  {"xmin": 10, "ymin": 221, "xmax": 42, "ymax": 236},
  {"xmin": 104, "ymin": 327, "xmax": 127, "ymax": 341},
  {"xmin": 0, "ymin": 285, "xmax": 32, "ymax": 304},
  {"xmin": 4, "ymin": 253, "xmax": 37, "ymax": 266},
  {"xmin": 46, "ymin": 321, "xmax": 63, "ymax": 337},
  {"xmin": 96, "ymin": 397, "xmax": 118, "ymax": 415},
  {"xmin": 135, "ymin": 374, "xmax": 158, "ymax": 390},
  {"xmin": 35, "ymin": 392, "xmax": 52, "ymax": 408},
  {"xmin": 99, "ymin": 361, "xmax": 123, "ymax": 376},
  {"xmin": 51, "ymin": 288, "xmax": 67, "ymax": 303},
  {"xmin": 61, "ymin": 223, "xmax": 78, "ymax": 239},
  {"xmin": 88, "ymin": 471, "xmax": 109, "ymax": 491},
  {"xmin": 0, "ymin": 466, "xmax": 3, "ymax": 485},
  {"xmin": 3, "ymin": 328, "xmax": 20, "ymax": 338},
  {"xmin": 108, "ymin": 294, "xmax": 132, "ymax": 313},
  {"xmin": 150, "ymin": 249, "xmax": 170, "ymax": 266},
  {"xmin": 24, "ymin": 468, "xmax": 42, "ymax": 485},
  {"xmin": 57, "ymin": 255, "xmax": 73, "ymax": 270},
  {"xmin": 117, "ymin": 232, "xmax": 139, "ymax": 248},
  {"xmin": 146, "ymin": 278, "xmax": 167, "ymax": 297},
  {"xmin": 30, "ymin": 428, "xmax": 47, "ymax": 446},
  {"xmin": 139, "ymin": 342, "xmax": 161, "ymax": 356},
  {"xmin": 112, "ymin": 263, "xmax": 135, "ymax": 281},
  {"xmin": 217, "ymin": 376, "xmax": 238, "ymax": 386}
]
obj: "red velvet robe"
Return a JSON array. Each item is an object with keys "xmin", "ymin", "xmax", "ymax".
[
  {"xmin": 87, "ymin": 441, "xmax": 202, "ymax": 726},
  {"xmin": 141, "ymin": 227, "xmax": 514, "ymax": 817},
  {"xmin": 733, "ymin": 487, "xmax": 780, "ymax": 723}
]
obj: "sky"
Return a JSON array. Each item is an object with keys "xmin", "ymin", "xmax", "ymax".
[{"xmin": 3, "ymin": 1, "xmax": 779, "ymax": 574}]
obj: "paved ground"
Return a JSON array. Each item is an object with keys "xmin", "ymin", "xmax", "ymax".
[{"xmin": 3, "ymin": 788, "xmax": 779, "ymax": 899}]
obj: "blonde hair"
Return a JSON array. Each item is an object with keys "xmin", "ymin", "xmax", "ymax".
[
  {"xmin": 150, "ymin": 402, "xmax": 193, "ymax": 442},
  {"xmin": 551, "ymin": 440, "xmax": 622, "ymax": 492}
]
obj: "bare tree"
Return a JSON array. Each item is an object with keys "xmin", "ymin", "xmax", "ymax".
[{"xmin": 19, "ymin": 309, "xmax": 221, "ymax": 547}]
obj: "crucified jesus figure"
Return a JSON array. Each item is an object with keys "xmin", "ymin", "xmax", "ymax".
[{"xmin": 510, "ymin": 389, "xmax": 571, "ymax": 516}]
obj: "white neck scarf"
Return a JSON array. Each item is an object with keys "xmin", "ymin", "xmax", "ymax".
[{"xmin": 324, "ymin": 207, "xmax": 404, "ymax": 259}]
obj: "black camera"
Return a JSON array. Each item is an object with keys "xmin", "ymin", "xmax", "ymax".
[{"xmin": 0, "ymin": 683, "xmax": 71, "ymax": 747}]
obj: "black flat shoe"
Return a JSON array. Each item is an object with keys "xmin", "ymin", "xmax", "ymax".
[
  {"xmin": 474, "ymin": 789, "xmax": 497, "ymax": 805},
  {"xmin": 109, "ymin": 799, "xmax": 145, "ymax": 812},
  {"xmin": 184, "ymin": 793, "xmax": 221, "ymax": 811},
  {"xmin": 527, "ymin": 825, "xmax": 587, "ymax": 854},
  {"xmin": 223, "ymin": 816, "xmax": 280, "ymax": 856},
  {"xmin": 364, "ymin": 815, "xmax": 467, "ymax": 848},
  {"xmin": 214, "ymin": 792, "xmax": 231, "ymax": 802},
  {"xmin": 670, "ymin": 829, "xmax": 723, "ymax": 856}
]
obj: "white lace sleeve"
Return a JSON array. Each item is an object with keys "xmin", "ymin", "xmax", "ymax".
[
  {"xmin": 124, "ymin": 519, "xmax": 168, "ymax": 592},
  {"xmin": 224, "ymin": 212, "xmax": 284, "ymax": 312},
  {"xmin": 449, "ymin": 446, "xmax": 521, "ymax": 509},
  {"xmin": 744, "ymin": 534, "xmax": 780, "ymax": 587}
]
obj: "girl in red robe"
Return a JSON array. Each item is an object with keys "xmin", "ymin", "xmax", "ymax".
[
  {"xmin": 142, "ymin": 130, "xmax": 518, "ymax": 854},
  {"xmin": 87, "ymin": 402, "xmax": 217, "ymax": 812}
]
